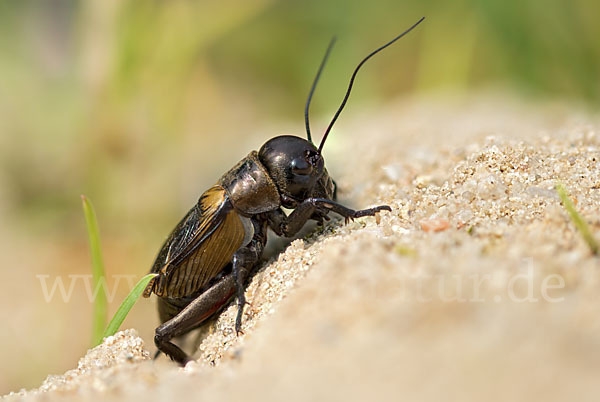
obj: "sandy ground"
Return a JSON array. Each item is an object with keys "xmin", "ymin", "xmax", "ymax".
[{"xmin": 4, "ymin": 95, "xmax": 600, "ymax": 401}]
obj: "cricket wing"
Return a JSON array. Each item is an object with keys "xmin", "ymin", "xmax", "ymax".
[{"xmin": 144, "ymin": 185, "xmax": 246, "ymax": 298}]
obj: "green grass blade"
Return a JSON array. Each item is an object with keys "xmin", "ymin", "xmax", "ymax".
[
  {"xmin": 102, "ymin": 273, "xmax": 158, "ymax": 340},
  {"xmin": 81, "ymin": 195, "xmax": 108, "ymax": 347},
  {"xmin": 556, "ymin": 183, "xmax": 599, "ymax": 255}
]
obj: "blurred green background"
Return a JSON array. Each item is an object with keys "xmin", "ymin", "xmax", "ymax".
[{"xmin": 0, "ymin": 0, "xmax": 599, "ymax": 394}]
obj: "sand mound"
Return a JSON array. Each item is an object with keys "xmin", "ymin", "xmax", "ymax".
[{"xmin": 5, "ymin": 96, "xmax": 600, "ymax": 402}]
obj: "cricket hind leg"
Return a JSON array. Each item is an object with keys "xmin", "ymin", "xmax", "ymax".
[
  {"xmin": 154, "ymin": 273, "xmax": 237, "ymax": 365},
  {"xmin": 154, "ymin": 220, "xmax": 266, "ymax": 365}
]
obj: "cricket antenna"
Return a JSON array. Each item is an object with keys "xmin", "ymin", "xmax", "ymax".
[
  {"xmin": 305, "ymin": 36, "xmax": 336, "ymax": 144},
  {"xmin": 318, "ymin": 16, "xmax": 425, "ymax": 154}
]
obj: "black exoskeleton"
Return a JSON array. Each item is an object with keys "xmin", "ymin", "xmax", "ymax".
[{"xmin": 144, "ymin": 18, "xmax": 425, "ymax": 365}]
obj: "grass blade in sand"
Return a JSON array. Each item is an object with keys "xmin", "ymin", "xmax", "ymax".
[
  {"xmin": 81, "ymin": 195, "xmax": 108, "ymax": 347},
  {"xmin": 102, "ymin": 273, "xmax": 158, "ymax": 340},
  {"xmin": 556, "ymin": 183, "xmax": 599, "ymax": 255}
]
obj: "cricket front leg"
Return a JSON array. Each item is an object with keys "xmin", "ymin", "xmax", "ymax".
[
  {"xmin": 268, "ymin": 198, "xmax": 391, "ymax": 237},
  {"xmin": 308, "ymin": 198, "xmax": 391, "ymax": 224}
]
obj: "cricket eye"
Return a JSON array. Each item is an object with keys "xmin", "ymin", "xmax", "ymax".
[
  {"xmin": 305, "ymin": 149, "xmax": 322, "ymax": 167},
  {"xmin": 291, "ymin": 158, "xmax": 312, "ymax": 175}
]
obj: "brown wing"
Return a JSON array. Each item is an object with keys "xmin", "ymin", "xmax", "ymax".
[{"xmin": 144, "ymin": 185, "xmax": 246, "ymax": 298}]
